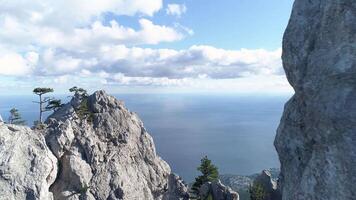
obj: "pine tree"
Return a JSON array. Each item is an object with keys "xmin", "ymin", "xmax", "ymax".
[
  {"xmin": 33, "ymin": 87, "xmax": 54, "ymax": 123},
  {"xmin": 45, "ymin": 99, "xmax": 63, "ymax": 111},
  {"xmin": 249, "ymin": 183, "xmax": 267, "ymax": 200},
  {"xmin": 69, "ymin": 86, "xmax": 88, "ymax": 98},
  {"xmin": 8, "ymin": 108, "xmax": 26, "ymax": 125},
  {"xmin": 192, "ymin": 156, "xmax": 219, "ymax": 193}
]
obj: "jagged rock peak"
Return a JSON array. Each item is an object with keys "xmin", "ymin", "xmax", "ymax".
[
  {"xmin": 0, "ymin": 124, "xmax": 57, "ymax": 200},
  {"xmin": 45, "ymin": 90, "xmax": 189, "ymax": 200},
  {"xmin": 275, "ymin": 0, "xmax": 356, "ymax": 200}
]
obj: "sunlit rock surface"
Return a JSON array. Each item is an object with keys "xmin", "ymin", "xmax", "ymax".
[
  {"xmin": 45, "ymin": 90, "xmax": 189, "ymax": 200},
  {"xmin": 0, "ymin": 124, "xmax": 57, "ymax": 200}
]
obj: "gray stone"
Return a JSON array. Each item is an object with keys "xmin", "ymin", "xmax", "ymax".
[
  {"xmin": 45, "ymin": 90, "xmax": 189, "ymax": 200},
  {"xmin": 163, "ymin": 174, "xmax": 190, "ymax": 200},
  {"xmin": 252, "ymin": 170, "xmax": 281, "ymax": 200},
  {"xmin": 199, "ymin": 180, "xmax": 239, "ymax": 200},
  {"xmin": 0, "ymin": 124, "xmax": 57, "ymax": 200},
  {"xmin": 275, "ymin": 0, "xmax": 356, "ymax": 200}
]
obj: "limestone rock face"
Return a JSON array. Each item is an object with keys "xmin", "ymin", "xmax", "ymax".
[
  {"xmin": 45, "ymin": 90, "xmax": 189, "ymax": 200},
  {"xmin": 275, "ymin": 0, "xmax": 356, "ymax": 200},
  {"xmin": 0, "ymin": 124, "xmax": 57, "ymax": 200},
  {"xmin": 199, "ymin": 180, "xmax": 239, "ymax": 200}
]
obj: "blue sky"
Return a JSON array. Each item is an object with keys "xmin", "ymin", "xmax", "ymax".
[
  {"xmin": 0, "ymin": 0, "xmax": 294, "ymax": 95},
  {"xmin": 113, "ymin": 0, "xmax": 294, "ymax": 50},
  {"xmin": 154, "ymin": 0, "xmax": 293, "ymax": 50}
]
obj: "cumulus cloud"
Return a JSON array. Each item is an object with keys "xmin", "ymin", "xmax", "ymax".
[
  {"xmin": 0, "ymin": 17, "xmax": 184, "ymax": 52},
  {"xmin": 93, "ymin": 45, "xmax": 282, "ymax": 79},
  {"xmin": 0, "ymin": 0, "xmax": 184, "ymax": 52},
  {"xmin": 0, "ymin": 0, "xmax": 290, "ymax": 93},
  {"xmin": 0, "ymin": 0, "xmax": 163, "ymax": 26},
  {"xmin": 166, "ymin": 4, "xmax": 187, "ymax": 17},
  {"xmin": 17, "ymin": 44, "xmax": 282, "ymax": 81},
  {"xmin": 0, "ymin": 47, "xmax": 38, "ymax": 76}
]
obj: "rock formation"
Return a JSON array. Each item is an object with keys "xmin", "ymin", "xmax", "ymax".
[
  {"xmin": 275, "ymin": 0, "xmax": 356, "ymax": 199},
  {"xmin": 0, "ymin": 124, "xmax": 57, "ymax": 199},
  {"xmin": 199, "ymin": 180, "xmax": 239, "ymax": 200},
  {"xmin": 252, "ymin": 170, "xmax": 281, "ymax": 200},
  {"xmin": 0, "ymin": 91, "xmax": 189, "ymax": 200},
  {"xmin": 45, "ymin": 90, "xmax": 189, "ymax": 200}
]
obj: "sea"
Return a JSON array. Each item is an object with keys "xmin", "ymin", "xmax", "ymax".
[{"xmin": 0, "ymin": 93, "xmax": 291, "ymax": 182}]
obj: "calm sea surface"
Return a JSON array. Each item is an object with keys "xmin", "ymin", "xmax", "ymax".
[{"xmin": 0, "ymin": 93, "xmax": 290, "ymax": 182}]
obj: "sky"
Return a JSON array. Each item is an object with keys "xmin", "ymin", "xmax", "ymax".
[{"xmin": 0, "ymin": 0, "xmax": 295, "ymax": 95}]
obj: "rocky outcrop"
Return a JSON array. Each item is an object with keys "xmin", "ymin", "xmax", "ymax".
[
  {"xmin": 45, "ymin": 90, "xmax": 189, "ymax": 200},
  {"xmin": 163, "ymin": 174, "xmax": 190, "ymax": 200},
  {"xmin": 252, "ymin": 170, "xmax": 281, "ymax": 200},
  {"xmin": 275, "ymin": 0, "xmax": 356, "ymax": 200},
  {"xmin": 199, "ymin": 180, "xmax": 239, "ymax": 200},
  {"xmin": 0, "ymin": 124, "xmax": 57, "ymax": 200}
]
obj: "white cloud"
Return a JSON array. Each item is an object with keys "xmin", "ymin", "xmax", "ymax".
[
  {"xmin": 0, "ymin": 0, "xmax": 291, "ymax": 94},
  {"xmin": 166, "ymin": 4, "xmax": 187, "ymax": 17},
  {"xmin": 23, "ymin": 45, "xmax": 282, "ymax": 80},
  {"xmin": 0, "ymin": 0, "xmax": 185, "ymax": 52},
  {"xmin": 0, "ymin": 0, "xmax": 163, "ymax": 26},
  {"xmin": 0, "ymin": 0, "xmax": 190, "ymax": 83},
  {"xmin": 0, "ymin": 47, "xmax": 38, "ymax": 76},
  {"xmin": 0, "ymin": 18, "xmax": 184, "ymax": 52}
]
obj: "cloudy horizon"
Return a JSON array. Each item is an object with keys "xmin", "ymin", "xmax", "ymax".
[{"xmin": 0, "ymin": 0, "xmax": 294, "ymax": 95}]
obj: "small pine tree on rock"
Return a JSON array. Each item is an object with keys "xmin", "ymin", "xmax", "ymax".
[
  {"xmin": 192, "ymin": 156, "xmax": 219, "ymax": 193},
  {"xmin": 8, "ymin": 108, "xmax": 26, "ymax": 125},
  {"xmin": 45, "ymin": 99, "xmax": 63, "ymax": 111},
  {"xmin": 69, "ymin": 86, "xmax": 88, "ymax": 98},
  {"xmin": 33, "ymin": 87, "xmax": 54, "ymax": 123}
]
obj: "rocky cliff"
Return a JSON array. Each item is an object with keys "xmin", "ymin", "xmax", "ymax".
[
  {"xmin": 45, "ymin": 90, "xmax": 189, "ymax": 200},
  {"xmin": 0, "ymin": 91, "xmax": 189, "ymax": 200},
  {"xmin": 275, "ymin": 0, "xmax": 356, "ymax": 200}
]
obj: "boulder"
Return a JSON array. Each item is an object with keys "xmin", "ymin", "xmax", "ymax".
[
  {"xmin": 199, "ymin": 180, "xmax": 239, "ymax": 200},
  {"xmin": 275, "ymin": 0, "xmax": 356, "ymax": 199},
  {"xmin": 0, "ymin": 124, "xmax": 57, "ymax": 200}
]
